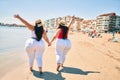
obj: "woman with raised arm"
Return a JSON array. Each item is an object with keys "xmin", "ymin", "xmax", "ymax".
[
  {"xmin": 50, "ymin": 16, "xmax": 75, "ymax": 71},
  {"xmin": 14, "ymin": 14, "xmax": 51, "ymax": 74}
]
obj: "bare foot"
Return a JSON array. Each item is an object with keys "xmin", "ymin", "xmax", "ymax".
[
  {"xmin": 57, "ymin": 65, "xmax": 60, "ymax": 71},
  {"xmin": 39, "ymin": 71, "xmax": 43, "ymax": 74},
  {"xmin": 38, "ymin": 67, "xmax": 42, "ymax": 74},
  {"xmin": 61, "ymin": 64, "xmax": 64, "ymax": 67},
  {"xmin": 30, "ymin": 67, "xmax": 33, "ymax": 72}
]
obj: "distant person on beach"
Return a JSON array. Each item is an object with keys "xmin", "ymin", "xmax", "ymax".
[
  {"xmin": 50, "ymin": 16, "xmax": 75, "ymax": 71},
  {"xmin": 14, "ymin": 14, "xmax": 51, "ymax": 74},
  {"xmin": 108, "ymin": 32, "xmax": 118, "ymax": 42},
  {"xmin": 112, "ymin": 31, "xmax": 115, "ymax": 38}
]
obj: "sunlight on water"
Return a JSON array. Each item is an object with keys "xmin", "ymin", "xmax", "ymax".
[
  {"xmin": 0, "ymin": 26, "xmax": 54, "ymax": 53},
  {"xmin": 0, "ymin": 26, "xmax": 30, "ymax": 53}
]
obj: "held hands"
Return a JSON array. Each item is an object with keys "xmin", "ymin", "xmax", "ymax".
[{"xmin": 48, "ymin": 42, "xmax": 51, "ymax": 47}]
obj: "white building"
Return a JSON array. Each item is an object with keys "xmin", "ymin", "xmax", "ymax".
[{"xmin": 96, "ymin": 13, "xmax": 120, "ymax": 32}]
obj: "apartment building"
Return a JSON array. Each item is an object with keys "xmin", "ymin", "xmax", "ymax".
[
  {"xmin": 44, "ymin": 13, "xmax": 120, "ymax": 32},
  {"xmin": 44, "ymin": 18, "xmax": 56, "ymax": 28},
  {"xmin": 44, "ymin": 16, "xmax": 83, "ymax": 31},
  {"xmin": 116, "ymin": 16, "xmax": 120, "ymax": 29},
  {"xmin": 81, "ymin": 20, "xmax": 96, "ymax": 29},
  {"xmin": 96, "ymin": 13, "xmax": 120, "ymax": 32}
]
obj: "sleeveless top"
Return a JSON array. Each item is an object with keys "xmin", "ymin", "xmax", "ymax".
[{"xmin": 58, "ymin": 28, "xmax": 68, "ymax": 39}]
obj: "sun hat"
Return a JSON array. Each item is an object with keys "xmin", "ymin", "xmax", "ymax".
[
  {"xmin": 60, "ymin": 20, "xmax": 66, "ymax": 26},
  {"xmin": 35, "ymin": 19, "xmax": 42, "ymax": 24},
  {"xmin": 35, "ymin": 19, "xmax": 42, "ymax": 27}
]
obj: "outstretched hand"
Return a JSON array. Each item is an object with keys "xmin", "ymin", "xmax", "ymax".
[
  {"xmin": 72, "ymin": 15, "xmax": 75, "ymax": 20},
  {"xmin": 14, "ymin": 14, "xmax": 20, "ymax": 18}
]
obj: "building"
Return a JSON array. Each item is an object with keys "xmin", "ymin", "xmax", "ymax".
[
  {"xmin": 44, "ymin": 13, "xmax": 120, "ymax": 32},
  {"xmin": 44, "ymin": 18, "xmax": 56, "ymax": 28},
  {"xmin": 115, "ymin": 16, "xmax": 120, "ymax": 29},
  {"xmin": 96, "ymin": 13, "xmax": 120, "ymax": 32},
  {"xmin": 44, "ymin": 16, "xmax": 83, "ymax": 31},
  {"xmin": 81, "ymin": 20, "xmax": 96, "ymax": 29}
]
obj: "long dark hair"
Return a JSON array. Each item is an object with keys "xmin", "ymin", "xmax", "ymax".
[
  {"xmin": 58, "ymin": 24, "xmax": 68, "ymax": 39},
  {"xmin": 34, "ymin": 23, "xmax": 44, "ymax": 41}
]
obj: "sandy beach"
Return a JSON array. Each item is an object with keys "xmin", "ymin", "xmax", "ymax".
[{"xmin": 1, "ymin": 32, "xmax": 120, "ymax": 80}]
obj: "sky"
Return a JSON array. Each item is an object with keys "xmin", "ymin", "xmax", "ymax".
[{"xmin": 0, "ymin": 0, "xmax": 120, "ymax": 24}]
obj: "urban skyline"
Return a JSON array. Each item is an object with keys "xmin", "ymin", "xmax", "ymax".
[
  {"xmin": 43, "ymin": 12, "xmax": 120, "ymax": 32},
  {"xmin": 1, "ymin": 12, "xmax": 120, "ymax": 33}
]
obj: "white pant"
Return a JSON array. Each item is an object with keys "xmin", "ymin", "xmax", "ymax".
[
  {"xmin": 55, "ymin": 39, "xmax": 71, "ymax": 64},
  {"xmin": 25, "ymin": 38, "xmax": 45, "ymax": 67}
]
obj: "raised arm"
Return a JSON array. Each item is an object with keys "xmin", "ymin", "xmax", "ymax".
[
  {"xmin": 68, "ymin": 16, "xmax": 75, "ymax": 29},
  {"xmin": 14, "ymin": 14, "xmax": 34, "ymax": 31}
]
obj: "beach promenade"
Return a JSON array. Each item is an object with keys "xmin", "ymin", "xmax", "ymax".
[{"xmin": 1, "ymin": 32, "xmax": 120, "ymax": 80}]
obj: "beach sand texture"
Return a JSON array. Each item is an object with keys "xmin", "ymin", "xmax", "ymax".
[{"xmin": 1, "ymin": 32, "xmax": 120, "ymax": 80}]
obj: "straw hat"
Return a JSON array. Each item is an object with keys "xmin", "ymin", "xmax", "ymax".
[
  {"xmin": 35, "ymin": 19, "xmax": 42, "ymax": 24},
  {"xmin": 35, "ymin": 19, "xmax": 42, "ymax": 27},
  {"xmin": 60, "ymin": 20, "xmax": 66, "ymax": 26}
]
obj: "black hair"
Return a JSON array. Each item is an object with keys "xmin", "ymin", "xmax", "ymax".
[
  {"xmin": 34, "ymin": 23, "xmax": 44, "ymax": 41},
  {"xmin": 58, "ymin": 24, "xmax": 68, "ymax": 39}
]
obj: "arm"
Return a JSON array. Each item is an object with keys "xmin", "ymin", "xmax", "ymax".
[
  {"xmin": 43, "ymin": 30, "xmax": 51, "ymax": 46},
  {"xmin": 68, "ymin": 16, "xmax": 75, "ymax": 29},
  {"xmin": 50, "ymin": 29, "xmax": 60, "ymax": 43},
  {"xmin": 14, "ymin": 14, "xmax": 34, "ymax": 31}
]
